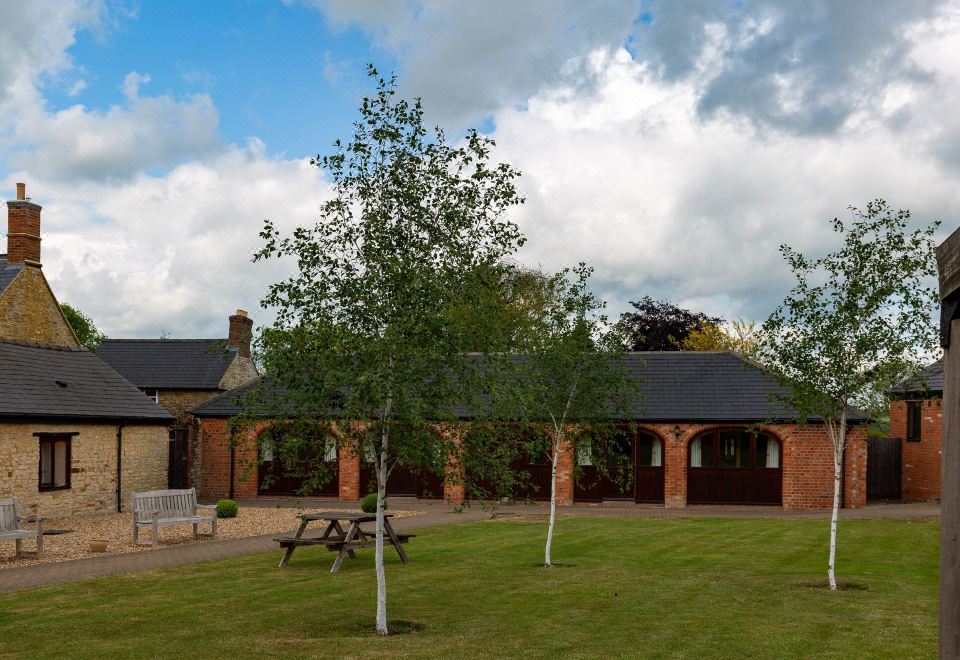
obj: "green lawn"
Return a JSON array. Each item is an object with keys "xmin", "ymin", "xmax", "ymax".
[{"xmin": 0, "ymin": 517, "xmax": 938, "ymax": 659}]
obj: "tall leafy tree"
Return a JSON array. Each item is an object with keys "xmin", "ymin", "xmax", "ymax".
[
  {"xmin": 757, "ymin": 200, "xmax": 939, "ymax": 590},
  {"xmin": 60, "ymin": 303, "xmax": 105, "ymax": 350},
  {"xmin": 615, "ymin": 296, "xmax": 724, "ymax": 351},
  {"xmin": 678, "ymin": 319, "xmax": 760, "ymax": 358},
  {"xmin": 246, "ymin": 67, "xmax": 525, "ymax": 635},
  {"xmin": 501, "ymin": 263, "xmax": 639, "ymax": 567}
]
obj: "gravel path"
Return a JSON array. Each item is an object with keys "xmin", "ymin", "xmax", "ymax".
[{"xmin": 0, "ymin": 506, "xmax": 422, "ymax": 569}]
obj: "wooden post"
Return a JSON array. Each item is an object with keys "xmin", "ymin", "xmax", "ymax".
[{"xmin": 937, "ymin": 227, "xmax": 960, "ymax": 659}]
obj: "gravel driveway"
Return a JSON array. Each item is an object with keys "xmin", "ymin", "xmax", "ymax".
[{"xmin": 0, "ymin": 506, "xmax": 422, "ymax": 569}]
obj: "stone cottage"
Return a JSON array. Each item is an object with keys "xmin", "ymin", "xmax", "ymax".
[
  {"xmin": 0, "ymin": 184, "xmax": 173, "ymax": 517},
  {"xmin": 96, "ymin": 312, "xmax": 258, "ymax": 489}
]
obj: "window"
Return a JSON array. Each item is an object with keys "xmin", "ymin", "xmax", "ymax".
[
  {"xmin": 607, "ymin": 430, "xmax": 633, "ymax": 471},
  {"xmin": 38, "ymin": 434, "xmax": 73, "ymax": 491},
  {"xmin": 906, "ymin": 401, "xmax": 922, "ymax": 442},
  {"xmin": 718, "ymin": 431, "xmax": 751, "ymax": 468},
  {"xmin": 636, "ymin": 434, "xmax": 662, "ymax": 467},
  {"xmin": 690, "ymin": 430, "xmax": 780, "ymax": 469},
  {"xmin": 756, "ymin": 435, "xmax": 780, "ymax": 468},
  {"xmin": 143, "ymin": 389, "xmax": 159, "ymax": 403}
]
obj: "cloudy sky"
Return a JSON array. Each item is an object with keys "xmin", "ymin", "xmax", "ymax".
[{"xmin": 2, "ymin": 0, "xmax": 959, "ymax": 339}]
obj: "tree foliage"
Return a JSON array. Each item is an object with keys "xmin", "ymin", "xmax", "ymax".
[
  {"xmin": 615, "ymin": 296, "xmax": 724, "ymax": 351},
  {"xmin": 60, "ymin": 303, "xmax": 105, "ymax": 350},
  {"xmin": 243, "ymin": 67, "xmax": 525, "ymax": 634},
  {"xmin": 678, "ymin": 319, "xmax": 759, "ymax": 357},
  {"xmin": 491, "ymin": 263, "xmax": 640, "ymax": 566},
  {"xmin": 756, "ymin": 200, "xmax": 939, "ymax": 590}
]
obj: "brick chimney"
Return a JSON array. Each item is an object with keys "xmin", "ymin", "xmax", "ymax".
[
  {"xmin": 227, "ymin": 309, "xmax": 253, "ymax": 358},
  {"xmin": 6, "ymin": 182, "xmax": 42, "ymax": 265}
]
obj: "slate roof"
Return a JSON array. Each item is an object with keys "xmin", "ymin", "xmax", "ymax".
[
  {"xmin": 192, "ymin": 352, "xmax": 870, "ymax": 424},
  {"xmin": 891, "ymin": 361, "xmax": 944, "ymax": 396},
  {"xmin": 0, "ymin": 256, "xmax": 24, "ymax": 298},
  {"xmin": 96, "ymin": 339, "xmax": 238, "ymax": 390},
  {"xmin": 0, "ymin": 341, "xmax": 175, "ymax": 422}
]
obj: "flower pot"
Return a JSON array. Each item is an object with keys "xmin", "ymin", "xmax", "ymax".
[{"xmin": 88, "ymin": 539, "xmax": 108, "ymax": 553}]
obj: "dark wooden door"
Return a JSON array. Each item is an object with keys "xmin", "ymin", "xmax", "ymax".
[
  {"xmin": 867, "ymin": 437, "xmax": 902, "ymax": 500},
  {"xmin": 167, "ymin": 427, "xmax": 189, "ymax": 489},
  {"xmin": 258, "ymin": 460, "xmax": 338, "ymax": 496},
  {"xmin": 360, "ymin": 463, "xmax": 444, "ymax": 498},
  {"xmin": 573, "ymin": 431, "xmax": 664, "ymax": 503}
]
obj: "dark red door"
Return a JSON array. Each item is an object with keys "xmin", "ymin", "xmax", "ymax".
[
  {"xmin": 360, "ymin": 462, "xmax": 444, "ymax": 498},
  {"xmin": 573, "ymin": 429, "xmax": 664, "ymax": 503}
]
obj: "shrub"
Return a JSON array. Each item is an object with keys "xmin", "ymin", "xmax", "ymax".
[
  {"xmin": 361, "ymin": 492, "xmax": 386, "ymax": 514},
  {"xmin": 216, "ymin": 499, "xmax": 238, "ymax": 518}
]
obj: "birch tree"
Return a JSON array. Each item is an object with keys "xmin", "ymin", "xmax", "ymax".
[
  {"xmin": 504, "ymin": 263, "xmax": 638, "ymax": 567},
  {"xmin": 757, "ymin": 200, "xmax": 939, "ymax": 590},
  {"xmin": 246, "ymin": 67, "xmax": 524, "ymax": 634}
]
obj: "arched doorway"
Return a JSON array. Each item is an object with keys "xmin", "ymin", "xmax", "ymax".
[
  {"xmin": 574, "ymin": 427, "xmax": 664, "ymax": 503},
  {"xmin": 687, "ymin": 429, "xmax": 782, "ymax": 504},
  {"xmin": 257, "ymin": 424, "xmax": 339, "ymax": 496}
]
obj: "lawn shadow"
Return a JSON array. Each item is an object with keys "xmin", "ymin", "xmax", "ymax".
[
  {"xmin": 799, "ymin": 580, "xmax": 869, "ymax": 591},
  {"xmin": 348, "ymin": 620, "xmax": 425, "ymax": 636}
]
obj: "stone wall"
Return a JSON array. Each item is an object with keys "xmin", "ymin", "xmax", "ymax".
[
  {"xmin": 0, "ymin": 266, "xmax": 78, "ymax": 347},
  {"xmin": 0, "ymin": 422, "xmax": 168, "ymax": 517},
  {"xmin": 219, "ymin": 355, "xmax": 258, "ymax": 391},
  {"xmin": 890, "ymin": 398, "xmax": 943, "ymax": 502},
  {"xmin": 157, "ymin": 390, "xmax": 218, "ymax": 423}
]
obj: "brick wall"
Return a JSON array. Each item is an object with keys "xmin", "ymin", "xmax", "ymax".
[
  {"xmin": 0, "ymin": 266, "xmax": 79, "ymax": 347},
  {"xmin": 890, "ymin": 398, "xmax": 942, "ymax": 502},
  {"xmin": 196, "ymin": 416, "xmax": 866, "ymax": 509},
  {"xmin": 198, "ymin": 418, "xmax": 259, "ymax": 499},
  {"xmin": 0, "ymin": 421, "xmax": 168, "ymax": 517}
]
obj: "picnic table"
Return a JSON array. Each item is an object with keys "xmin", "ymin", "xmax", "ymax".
[{"xmin": 273, "ymin": 512, "xmax": 413, "ymax": 572}]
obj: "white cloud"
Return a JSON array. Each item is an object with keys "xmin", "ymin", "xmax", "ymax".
[
  {"xmin": 8, "ymin": 140, "xmax": 329, "ymax": 338},
  {"xmin": 491, "ymin": 44, "xmax": 960, "ymax": 321}
]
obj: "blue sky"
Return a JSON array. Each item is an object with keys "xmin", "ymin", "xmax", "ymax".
[
  {"xmin": 45, "ymin": 2, "xmax": 388, "ymax": 161},
  {"xmin": 1, "ymin": 0, "xmax": 959, "ymax": 339}
]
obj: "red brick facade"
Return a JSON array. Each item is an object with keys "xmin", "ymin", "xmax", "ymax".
[
  {"xmin": 198, "ymin": 418, "xmax": 258, "ymax": 499},
  {"xmin": 197, "ymin": 417, "xmax": 867, "ymax": 509},
  {"xmin": 890, "ymin": 398, "xmax": 942, "ymax": 502}
]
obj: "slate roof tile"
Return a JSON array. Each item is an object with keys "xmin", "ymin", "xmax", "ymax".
[
  {"xmin": 192, "ymin": 351, "xmax": 869, "ymax": 423},
  {"xmin": 0, "ymin": 256, "xmax": 23, "ymax": 298},
  {"xmin": 0, "ymin": 341, "xmax": 174, "ymax": 422},
  {"xmin": 891, "ymin": 360, "xmax": 944, "ymax": 396},
  {"xmin": 96, "ymin": 339, "xmax": 238, "ymax": 390}
]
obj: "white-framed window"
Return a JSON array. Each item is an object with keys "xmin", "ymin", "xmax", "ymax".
[{"xmin": 142, "ymin": 389, "xmax": 159, "ymax": 404}]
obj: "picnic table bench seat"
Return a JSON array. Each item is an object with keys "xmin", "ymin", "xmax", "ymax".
[
  {"xmin": 131, "ymin": 488, "xmax": 216, "ymax": 548},
  {"xmin": 274, "ymin": 513, "xmax": 413, "ymax": 571},
  {"xmin": 0, "ymin": 498, "xmax": 43, "ymax": 560},
  {"xmin": 273, "ymin": 531, "xmax": 416, "ymax": 552}
]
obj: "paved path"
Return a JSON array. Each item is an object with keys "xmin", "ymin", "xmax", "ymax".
[{"xmin": 0, "ymin": 500, "xmax": 939, "ymax": 594}]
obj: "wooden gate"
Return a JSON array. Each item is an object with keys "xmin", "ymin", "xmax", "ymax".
[
  {"xmin": 167, "ymin": 426, "xmax": 190, "ymax": 489},
  {"xmin": 867, "ymin": 437, "xmax": 902, "ymax": 500}
]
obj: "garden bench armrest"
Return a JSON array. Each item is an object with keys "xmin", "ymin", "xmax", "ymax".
[{"xmin": 196, "ymin": 505, "xmax": 217, "ymax": 513}]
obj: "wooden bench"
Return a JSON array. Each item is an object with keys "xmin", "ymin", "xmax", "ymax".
[
  {"xmin": 0, "ymin": 498, "xmax": 43, "ymax": 560},
  {"xmin": 131, "ymin": 488, "xmax": 216, "ymax": 548}
]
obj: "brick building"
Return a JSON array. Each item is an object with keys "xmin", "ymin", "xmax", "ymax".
[
  {"xmin": 95, "ymin": 313, "xmax": 258, "ymax": 489},
  {"xmin": 0, "ymin": 184, "xmax": 173, "ymax": 517},
  {"xmin": 890, "ymin": 361, "xmax": 943, "ymax": 502},
  {"xmin": 191, "ymin": 352, "xmax": 869, "ymax": 510}
]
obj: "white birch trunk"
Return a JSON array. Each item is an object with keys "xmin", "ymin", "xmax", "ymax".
[
  {"xmin": 545, "ymin": 431, "xmax": 561, "ymax": 568},
  {"xmin": 827, "ymin": 412, "xmax": 847, "ymax": 591},
  {"xmin": 375, "ymin": 426, "xmax": 389, "ymax": 635}
]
